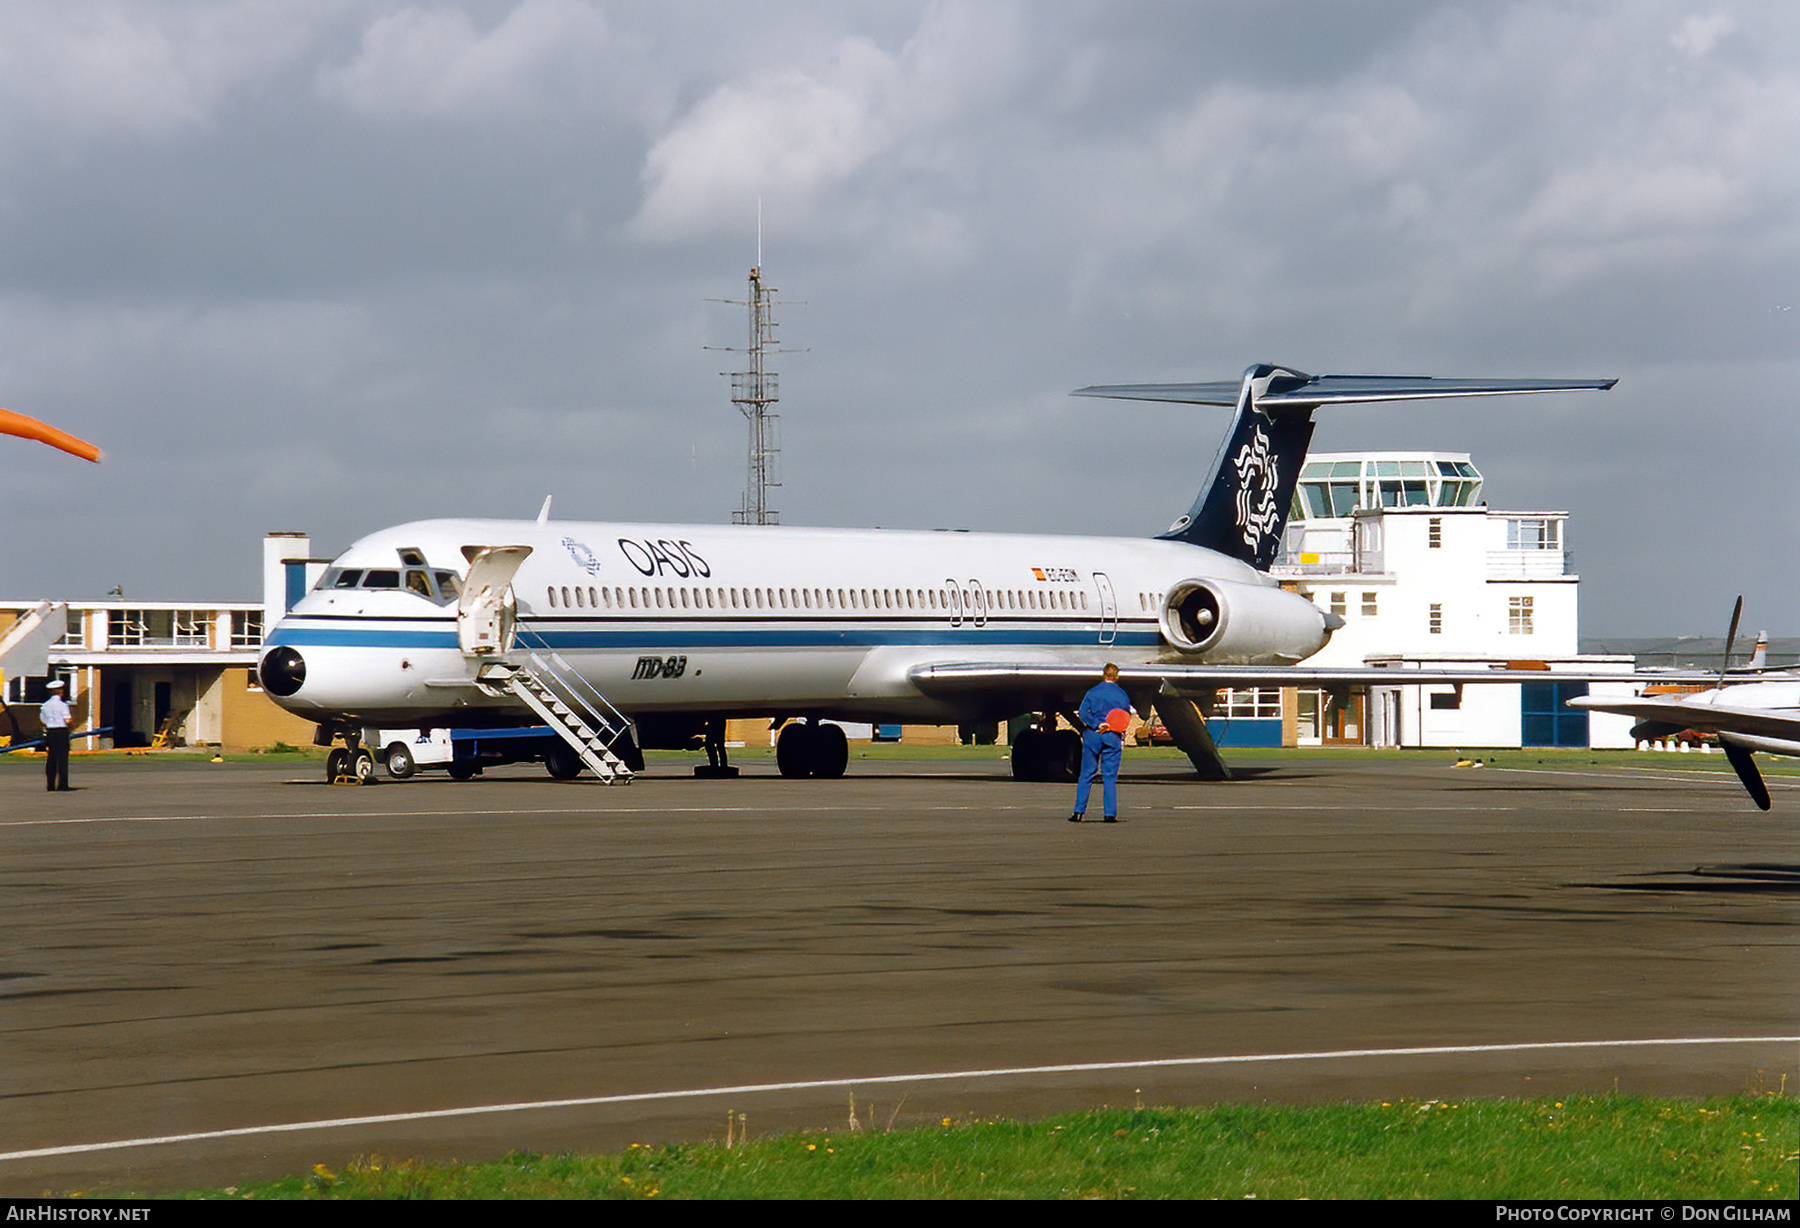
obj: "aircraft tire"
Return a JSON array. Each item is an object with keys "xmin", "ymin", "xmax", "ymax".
[
  {"xmin": 384, "ymin": 744, "xmax": 416, "ymax": 780},
  {"xmin": 353, "ymin": 749, "xmax": 378, "ymax": 785},
  {"xmin": 1009, "ymin": 729, "xmax": 1043, "ymax": 780},
  {"xmin": 1047, "ymin": 730, "xmax": 1081, "ymax": 784},
  {"xmin": 446, "ymin": 761, "xmax": 478, "ymax": 781},
  {"xmin": 326, "ymin": 747, "xmax": 349, "ymax": 783},
  {"xmin": 544, "ymin": 742, "xmax": 582, "ymax": 780},
  {"xmin": 776, "ymin": 721, "xmax": 817, "ymax": 778},
  {"xmin": 814, "ymin": 722, "xmax": 849, "ymax": 779}
]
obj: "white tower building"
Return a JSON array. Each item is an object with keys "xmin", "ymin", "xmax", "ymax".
[{"xmin": 1266, "ymin": 452, "xmax": 1635, "ymax": 749}]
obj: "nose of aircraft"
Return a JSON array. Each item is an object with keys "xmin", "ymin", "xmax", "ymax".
[{"xmin": 259, "ymin": 646, "xmax": 306, "ymax": 697}]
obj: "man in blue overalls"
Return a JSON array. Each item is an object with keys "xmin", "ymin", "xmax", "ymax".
[{"xmin": 1070, "ymin": 663, "xmax": 1130, "ymax": 823}]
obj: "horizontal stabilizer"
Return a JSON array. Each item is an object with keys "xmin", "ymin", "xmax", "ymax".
[
  {"xmin": 1073, "ymin": 363, "xmax": 1615, "ymax": 570},
  {"xmin": 1073, "ymin": 381, "xmax": 1242, "ymax": 406},
  {"xmin": 1073, "ymin": 372, "xmax": 1617, "ymax": 410}
]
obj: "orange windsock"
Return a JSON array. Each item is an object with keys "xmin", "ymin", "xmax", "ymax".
[{"xmin": 0, "ymin": 407, "xmax": 102, "ymax": 463}]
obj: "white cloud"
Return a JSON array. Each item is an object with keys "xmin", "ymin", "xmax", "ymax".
[
  {"xmin": 0, "ymin": 0, "xmax": 325, "ymax": 148},
  {"xmin": 317, "ymin": 0, "xmax": 613, "ymax": 121},
  {"xmin": 632, "ymin": 3, "xmax": 1024, "ymax": 241},
  {"xmin": 635, "ymin": 41, "xmax": 897, "ymax": 238},
  {"xmin": 1671, "ymin": 11, "xmax": 1734, "ymax": 57}
]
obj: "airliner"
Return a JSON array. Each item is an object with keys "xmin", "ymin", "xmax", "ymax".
[{"xmin": 258, "ymin": 363, "xmax": 1616, "ymax": 783}]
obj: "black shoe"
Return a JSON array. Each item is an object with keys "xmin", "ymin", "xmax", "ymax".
[
  {"xmin": 1102, "ymin": 815, "xmax": 1117, "ymax": 823},
  {"xmin": 1067, "ymin": 813, "xmax": 1083, "ymax": 823}
]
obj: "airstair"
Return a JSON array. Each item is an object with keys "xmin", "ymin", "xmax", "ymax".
[
  {"xmin": 475, "ymin": 642, "xmax": 634, "ymax": 784},
  {"xmin": 0, "ymin": 601, "xmax": 65, "ymax": 681},
  {"xmin": 457, "ymin": 544, "xmax": 632, "ymax": 783}
]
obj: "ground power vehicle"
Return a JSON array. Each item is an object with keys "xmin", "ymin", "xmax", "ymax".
[{"xmin": 361, "ymin": 726, "xmax": 589, "ymax": 781}]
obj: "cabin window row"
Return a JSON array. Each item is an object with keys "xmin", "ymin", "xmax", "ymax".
[{"xmin": 543, "ymin": 584, "xmax": 1092, "ymax": 614}]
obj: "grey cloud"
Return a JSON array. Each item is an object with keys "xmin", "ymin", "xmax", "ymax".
[{"xmin": 0, "ymin": 0, "xmax": 1794, "ymax": 634}]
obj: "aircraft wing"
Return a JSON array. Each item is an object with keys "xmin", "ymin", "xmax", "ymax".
[
  {"xmin": 911, "ymin": 659, "xmax": 1677, "ymax": 786},
  {"xmin": 1568, "ymin": 691, "xmax": 1800, "ymax": 745},
  {"xmin": 911, "ymin": 661, "xmax": 1658, "ymax": 701}
]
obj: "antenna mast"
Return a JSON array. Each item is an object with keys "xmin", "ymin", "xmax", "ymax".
[{"xmin": 725, "ymin": 265, "xmax": 781, "ymax": 525}]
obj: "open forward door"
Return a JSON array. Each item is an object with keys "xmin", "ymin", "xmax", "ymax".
[{"xmin": 458, "ymin": 545, "xmax": 532, "ymax": 657}]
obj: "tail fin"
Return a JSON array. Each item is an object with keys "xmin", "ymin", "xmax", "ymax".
[{"xmin": 1073, "ymin": 364, "xmax": 1616, "ymax": 572}]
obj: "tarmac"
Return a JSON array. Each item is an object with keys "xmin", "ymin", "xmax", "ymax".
[{"xmin": 1, "ymin": 753, "xmax": 1794, "ymax": 1195}]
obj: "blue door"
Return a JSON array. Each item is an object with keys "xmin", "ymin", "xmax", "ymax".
[{"xmin": 1521, "ymin": 681, "xmax": 1588, "ymax": 747}]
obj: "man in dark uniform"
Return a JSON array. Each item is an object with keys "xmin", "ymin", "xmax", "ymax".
[
  {"xmin": 1070, "ymin": 663, "xmax": 1131, "ymax": 823},
  {"xmin": 41, "ymin": 678, "xmax": 72, "ymax": 792}
]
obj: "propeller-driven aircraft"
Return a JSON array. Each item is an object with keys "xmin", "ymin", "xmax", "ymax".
[
  {"xmin": 1571, "ymin": 598, "xmax": 1796, "ymax": 810},
  {"xmin": 258, "ymin": 362, "xmax": 1618, "ymax": 784}
]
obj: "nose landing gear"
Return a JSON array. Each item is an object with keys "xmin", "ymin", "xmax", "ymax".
[{"xmin": 325, "ymin": 729, "xmax": 378, "ymax": 786}]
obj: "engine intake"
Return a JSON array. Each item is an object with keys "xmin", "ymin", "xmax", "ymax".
[
  {"xmin": 1159, "ymin": 577, "xmax": 1331, "ymax": 663},
  {"xmin": 259, "ymin": 646, "xmax": 306, "ymax": 697},
  {"xmin": 1165, "ymin": 582, "xmax": 1225, "ymax": 651}
]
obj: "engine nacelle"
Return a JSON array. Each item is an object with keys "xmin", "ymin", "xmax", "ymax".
[{"xmin": 1160, "ymin": 577, "xmax": 1332, "ymax": 664}]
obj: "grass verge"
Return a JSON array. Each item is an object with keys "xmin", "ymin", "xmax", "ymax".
[{"xmin": 150, "ymin": 1094, "xmax": 1796, "ymax": 1200}]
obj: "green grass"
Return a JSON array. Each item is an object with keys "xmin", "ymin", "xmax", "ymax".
[{"xmin": 146, "ymin": 1094, "xmax": 1796, "ymax": 1200}]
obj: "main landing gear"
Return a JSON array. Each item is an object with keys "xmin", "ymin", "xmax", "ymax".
[
  {"xmin": 776, "ymin": 720, "xmax": 849, "ymax": 779},
  {"xmin": 1010, "ymin": 718, "xmax": 1081, "ymax": 783}
]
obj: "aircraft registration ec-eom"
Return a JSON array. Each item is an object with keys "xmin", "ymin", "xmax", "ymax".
[{"xmin": 258, "ymin": 363, "xmax": 1618, "ymax": 785}]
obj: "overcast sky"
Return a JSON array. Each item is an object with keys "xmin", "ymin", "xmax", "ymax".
[{"xmin": 0, "ymin": 0, "xmax": 1794, "ymax": 635}]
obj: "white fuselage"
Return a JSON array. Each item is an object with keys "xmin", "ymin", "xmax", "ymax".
[{"xmin": 262, "ymin": 518, "xmax": 1334, "ymax": 728}]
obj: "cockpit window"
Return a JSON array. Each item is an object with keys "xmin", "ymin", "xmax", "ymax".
[{"xmin": 318, "ymin": 563, "xmax": 461, "ymax": 601}]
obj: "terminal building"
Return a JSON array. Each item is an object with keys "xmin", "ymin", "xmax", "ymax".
[{"xmin": 0, "ymin": 535, "xmax": 320, "ymax": 751}]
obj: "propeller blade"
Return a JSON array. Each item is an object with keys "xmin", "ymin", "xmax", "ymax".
[
  {"xmin": 1722, "ymin": 742, "xmax": 1772, "ymax": 812},
  {"xmin": 1717, "ymin": 595, "xmax": 1743, "ymax": 691}
]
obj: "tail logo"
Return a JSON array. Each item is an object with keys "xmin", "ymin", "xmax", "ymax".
[{"xmin": 1231, "ymin": 424, "xmax": 1282, "ymax": 552}]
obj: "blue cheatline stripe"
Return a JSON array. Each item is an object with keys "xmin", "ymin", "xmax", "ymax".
[
  {"xmin": 267, "ymin": 626, "xmax": 461, "ymax": 649},
  {"xmin": 267, "ymin": 619, "xmax": 1165, "ymax": 652}
]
